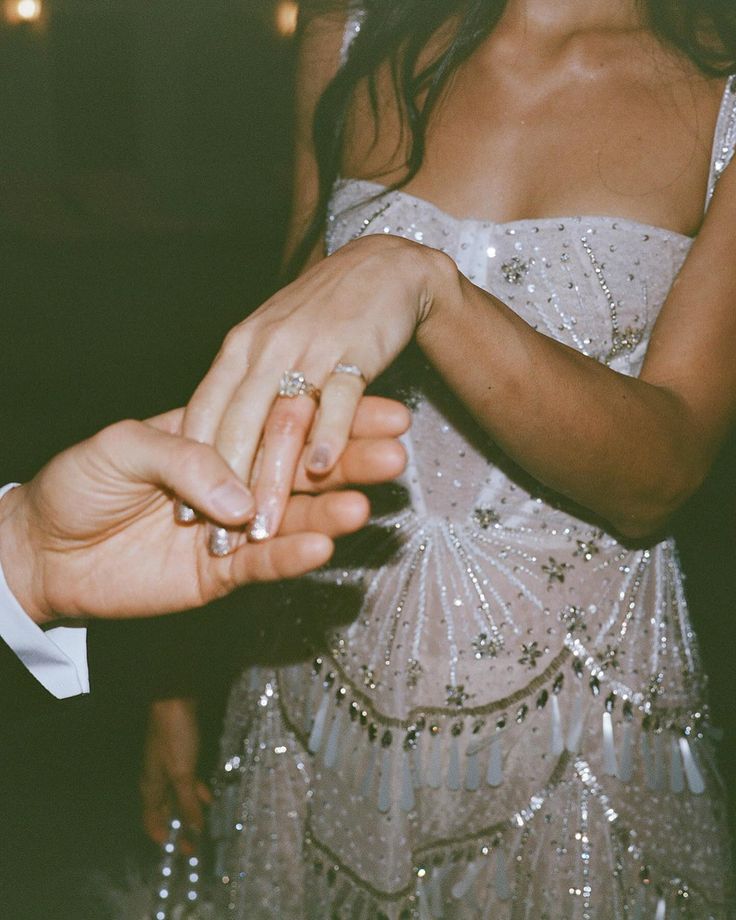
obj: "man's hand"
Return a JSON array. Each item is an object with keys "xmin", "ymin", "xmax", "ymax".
[{"xmin": 0, "ymin": 398, "xmax": 408, "ymax": 625}]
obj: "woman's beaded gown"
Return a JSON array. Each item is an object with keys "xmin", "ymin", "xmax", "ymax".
[{"xmin": 150, "ymin": 30, "xmax": 736, "ymax": 920}]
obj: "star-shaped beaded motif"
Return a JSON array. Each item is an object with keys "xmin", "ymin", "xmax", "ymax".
[
  {"xmin": 519, "ymin": 641, "xmax": 544, "ymax": 668},
  {"xmin": 596, "ymin": 644, "xmax": 621, "ymax": 671},
  {"xmin": 542, "ymin": 557, "xmax": 573, "ymax": 585},
  {"xmin": 473, "ymin": 507, "xmax": 501, "ymax": 529},
  {"xmin": 360, "ymin": 665, "xmax": 379, "ymax": 690},
  {"xmin": 606, "ymin": 326, "xmax": 645, "ymax": 363},
  {"xmin": 646, "ymin": 672, "xmax": 665, "ymax": 700},
  {"xmin": 406, "ymin": 658, "xmax": 423, "ymax": 689},
  {"xmin": 472, "ymin": 632, "xmax": 502, "ymax": 660},
  {"xmin": 574, "ymin": 536, "xmax": 601, "ymax": 561},
  {"xmin": 560, "ymin": 605, "xmax": 585, "ymax": 633},
  {"xmin": 446, "ymin": 685, "xmax": 470, "ymax": 707},
  {"xmin": 501, "ymin": 257, "xmax": 530, "ymax": 284}
]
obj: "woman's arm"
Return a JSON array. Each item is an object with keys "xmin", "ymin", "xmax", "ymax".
[
  {"xmin": 413, "ymin": 162, "xmax": 736, "ymax": 539},
  {"xmin": 181, "ymin": 17, "xmax": 736, "ymax": 545}
]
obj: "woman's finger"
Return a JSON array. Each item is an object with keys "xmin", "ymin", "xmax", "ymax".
[
  {"xmin": 203, "ymin": 369, "xmax": 288, "ymax": 553},
  {"xmin": 140, "ymin": 784, "xmax": 170, "ymax": 845},
  {"xmin": 182, "ymin": 328, "xmax": 254, "ymax": 446},
  {"xmin": 142, "ymin": 397, "xmax": 410, "ymax": 449},
  {"xmin": 351, "ymin": 396, "xmax": 411, "ymax": 439},
  {"xmin": 172, "ymin": 774, "xmax": 206, "ymax": 833},
  {"xmin": 306, "ymin": 370, "xmax": 365, "ymax": 475},
  {"xmin": 213, "ymin": 369, "xmax": 284, "ymax": 484},
  {"xmin": 246, "ymin": 391, "xmax": 318, "ymax": 541},
  {"xmin": 293, "ymin": 437, "xmax": 408, "ymax": 492},
  {"xmin": 142, "ymin": 805, "xmax": 170, "ymax": 846}
]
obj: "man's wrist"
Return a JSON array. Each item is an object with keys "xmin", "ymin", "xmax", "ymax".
[{"xmin": 0, "ymin": 484, "xmax": 51, "ymax": 626}]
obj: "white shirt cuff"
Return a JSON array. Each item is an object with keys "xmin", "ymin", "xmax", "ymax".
[{"xmin": 0, "ymin": 483, "xmax": 90, "ymax": 699}]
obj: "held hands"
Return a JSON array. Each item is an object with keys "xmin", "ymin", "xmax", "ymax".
[
  {"xmin": 0, "ymin": 398, "xmax": 409, "ymax": 626},
  {"xmin": 182, "ymin": 235, "xmax": 451, "ymax": 549}
]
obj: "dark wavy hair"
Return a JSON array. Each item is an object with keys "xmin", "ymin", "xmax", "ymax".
[{"xmin": 286, "ymin": 0, "xmax": 736, "ymax": 276}]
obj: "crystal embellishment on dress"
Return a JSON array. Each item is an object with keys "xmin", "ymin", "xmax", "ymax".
[
  {"xmin": 473, "ymin": 507, "xmax": 501, "ymax": 528},
  {"xmin": 472, "ymin": 632, "xmax": 500, "ymax": 659},
  {"xmin": 580, "ymin": 235, "xmax": 645, "ymax": 363},
  {"xmin": 446, "ymin": 684, "xmax": 470, "ymax": 707},
  {"xmin": 406, "ymin": 658, "xmax": 423, "ymax": 688},
  {"xmin": 500, "ymin": 256, "xmax": 530, "ymax": 284},
  {"xmin": 596, "ymin": 644, "xmax": 621, "ymax": 671},
  {"xmin": 360, "ymin": 665, "xmax": 379, "ymax": 690}
]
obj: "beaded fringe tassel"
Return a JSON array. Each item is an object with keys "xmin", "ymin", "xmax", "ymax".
[{"xmin": 304, "ymin": 676, "xmax": 707, "ymax": 810}]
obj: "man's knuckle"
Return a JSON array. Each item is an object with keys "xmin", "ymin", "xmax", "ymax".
[
  {"xmin": 94, "ymin": 418, "xmax": 141, "ymax": 454},
  {"xmin": 178, "ymin": 440, "xmax": 210, "ymax": 474}
]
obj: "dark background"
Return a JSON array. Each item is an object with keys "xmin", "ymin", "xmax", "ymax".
[{"xmin": 0, "ymin": 2, "xmax": 733, "ymax": 917}]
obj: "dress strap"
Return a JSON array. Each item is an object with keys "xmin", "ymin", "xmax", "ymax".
[
  {"xmin": 340, "ymin": 3, "xmax": 365, "ymax": 66},
  {"xmin": 705, "ymin": 74, "xmax": 736, "ymax": 209}
]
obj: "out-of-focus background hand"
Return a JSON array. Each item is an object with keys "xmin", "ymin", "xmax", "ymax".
[
  {"xmin": 0, "ymin": 397, "xmax": 409, "ymax": 626},
  {"xmin": 140, "ymin": 697, "xmax": 208, "ymax": 854}
]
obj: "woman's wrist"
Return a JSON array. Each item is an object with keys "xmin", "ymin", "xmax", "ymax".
[
  {"xmin": 346, "ymin": 234, "xmax": 460, "ymax": 331},
  {"xmin": 415, "ymin": 244, "xmax": 463, "ymax": 335}
]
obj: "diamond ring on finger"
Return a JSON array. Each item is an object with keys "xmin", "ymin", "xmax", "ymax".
[{"xmin": 278, "ymin": 370, "xmax": 321, "ymax": 403}]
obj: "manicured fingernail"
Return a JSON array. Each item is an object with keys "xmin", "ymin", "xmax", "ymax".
[
  {"xmin": 309, "ymin": 446, "xmax": 331, "ymax": 471},
  {"xmin": 208, "ymin": 525, "xmax": 235, "ymax": 557},
  {"xmin": 247, "ymin": 512, "xmax": 271, "ymax": 543},
  {"xmin": 209, "ymin": 481, "xmax": 253, "ymax": 519},
  {"xmin": 175, "ymin": 500, "xmax": 197, "ymax": 524}
]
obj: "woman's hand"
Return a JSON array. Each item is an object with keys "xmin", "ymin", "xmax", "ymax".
[
  {"xmin": 182, "ymin": 235, "xmax": 452, "ymax": 546},
  {"xmin": 141, "ymin": 697, "xmax": 210, "ymax": 854}
]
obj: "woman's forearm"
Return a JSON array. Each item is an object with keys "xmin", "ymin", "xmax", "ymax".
[{"xmin": 416, "ymin": 251, "xmax": 707, "ymax": 538}]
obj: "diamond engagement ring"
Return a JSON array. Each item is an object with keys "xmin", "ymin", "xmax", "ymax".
[
  {"xmin": 278, "ymin": 370, "xmax": 321, "ymax": 402},
  {"xmin": 332, "ymin": 363, "xmax": 367, "ymax": 384}
]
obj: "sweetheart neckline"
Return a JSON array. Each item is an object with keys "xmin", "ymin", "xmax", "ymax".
[{"xmin": 334, "ymin": 177, "xmax": 696, "ymax": 244}]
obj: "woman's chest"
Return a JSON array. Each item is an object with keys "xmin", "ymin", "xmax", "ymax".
[{"xmin": 343, "ymin": 40, "xmax": 724, "ymax": 237}]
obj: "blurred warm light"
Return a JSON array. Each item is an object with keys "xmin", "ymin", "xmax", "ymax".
[
  {"xmin": 4, "ymin": 0, "xmax": 43, "ymax": 23},
  {"xmin": 275, "ymin": 0, "xmax": 298, "ymax": 38},
  {"xmin": 17, "ymin": 0, "xmax": 41, "ymax": 18}
]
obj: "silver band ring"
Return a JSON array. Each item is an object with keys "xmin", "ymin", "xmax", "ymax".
[
  {"xmin": 278, "ymin": 370, "xmax": 321, "ymax": 402},
  {"xmin": 332, "ymin": 363, "xmax": 367, "ymax": 385}
]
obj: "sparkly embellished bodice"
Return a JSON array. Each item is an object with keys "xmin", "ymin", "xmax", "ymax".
[
  {"xmin": 146, "ymin": 65, "xmax": 736, "ymax": 920},
  {"xmin": 317, "ymin": 178, "xmax": 701, "ymax": 726}
]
